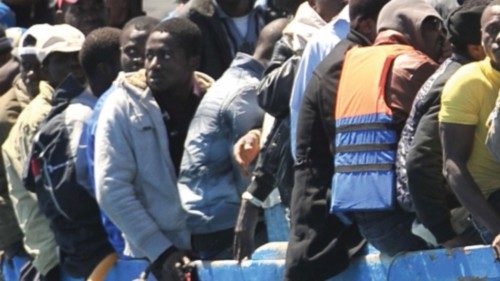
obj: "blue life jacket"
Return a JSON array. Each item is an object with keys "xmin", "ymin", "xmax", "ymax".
[{"xmin": 331, "ymin": 44, "xmax": 414, "ymax": 212}]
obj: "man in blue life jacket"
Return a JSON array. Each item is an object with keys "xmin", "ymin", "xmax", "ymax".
[{"xmin": 331, "ymin": 0, "xmax": 447, "ymax": 255}]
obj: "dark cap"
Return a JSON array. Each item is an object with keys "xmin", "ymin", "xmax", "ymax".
[{"xmin": 446, "ymin": 3, "xmax": 486, "ymax": 47}]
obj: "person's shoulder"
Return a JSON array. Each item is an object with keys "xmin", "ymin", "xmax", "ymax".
[
  {"xmin": 183, "ymin": 0, "xmax": 215, "ymax": 18},
  {"xmin": 395, "ymin": 50, "xmax": 438, "ymax": 74},
  {"xmin": 444, "ymin": 61, "xmax": 486, "ymax": 92}
]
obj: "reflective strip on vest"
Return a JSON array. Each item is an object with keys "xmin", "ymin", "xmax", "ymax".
[{"xmin": 331, "ymin": 44, "xmax": 414, "ymax": 212}]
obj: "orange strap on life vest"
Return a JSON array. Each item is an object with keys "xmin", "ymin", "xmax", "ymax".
[{"xmin": 335, "ymin": 44, "xmax": 415, "ymax": 120}]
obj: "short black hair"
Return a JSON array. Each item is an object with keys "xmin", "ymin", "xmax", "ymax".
[
  {"xmin": 349, "ymin": 0, "xmax": 390, "ymax": 22},
  {"xmin": 79, "ymin": 27, "xmax": 121, "ymax": 76},
  {"xmin": 123, "ymin": 16, "xmax": 160, "ymax": 33},
  {"xmin": 448, "ymin": 0, "xmax": 490, "ymax": 57},
  {"xmin": 151, "ymin": 18, "xmax": 202, "ymax": 58}
]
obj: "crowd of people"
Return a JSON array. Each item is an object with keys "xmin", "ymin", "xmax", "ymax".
[{"xmin": 0, "ymin": 0, "xmax": 500, "ymax": 280}]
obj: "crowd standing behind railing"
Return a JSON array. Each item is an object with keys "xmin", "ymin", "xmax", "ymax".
[{"xmin": 1, "ymin": 0, "xmax": 500, "ymax": 281}]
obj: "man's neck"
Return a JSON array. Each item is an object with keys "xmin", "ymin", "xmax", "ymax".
[
  {"xmin": 153, "ymin": 80, "xmax": 194, "ymax": 116},
  {"xmin": 217, "ymin": 0, "xmax": 253, "ymax": 17}
]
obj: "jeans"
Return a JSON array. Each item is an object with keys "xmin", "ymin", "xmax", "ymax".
[
  {"xmin": 191, "ymin": 223, "xmax": 267, "ymax": 260},
  {"xmin": 471, "ymin": 189, "xmax": 500, "ymax": 244},
  {"xmin": 354, "ymin": 207, "xmax": 430, "ymax": 256}
]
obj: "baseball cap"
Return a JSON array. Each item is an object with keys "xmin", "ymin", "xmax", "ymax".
[
  {"xmin": 36, "ymin": 24, "xmax": 85, "ymax": 63},
  {"xmin": 17, "ymin": 24, "xmax": 84, "ymax": 63},
  {"xmin": 17, "ymin": 24, "xmax": 51, "ymax": 60}
]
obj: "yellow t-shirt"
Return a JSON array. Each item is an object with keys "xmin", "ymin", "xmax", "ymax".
[{"xmin": 439, "ymin": 58, "xmax": 500, "ymax": 197}]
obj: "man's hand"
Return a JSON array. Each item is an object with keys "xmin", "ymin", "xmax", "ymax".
[
  {"xmin": 150, "ymin": 248, "xmax": 194, "ymax": 281},
  {"xmin": 233, "ymin": 198, "xmax": 260, "ymax": 263},
  {"xmin": 234, "ymin": 129, "xmax": 261, "ymax": 175},
  {"xmin": 493, "ymin": 235, "xmax": 500, "ymax": 260}
]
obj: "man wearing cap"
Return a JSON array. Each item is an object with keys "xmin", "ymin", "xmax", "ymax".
[
  {"xmin": 2, "ymin": 24, "xmax": 85, "ymax": 279},
  {"xmin": 397, "ymin": 0, "xmax": 489, "ymax": 248},
  {"xmin": 0, "ymin": 24, "xmax": 50, "ymax": 281}
]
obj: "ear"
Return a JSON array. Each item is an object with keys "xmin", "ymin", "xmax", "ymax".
[
  {"xmin": 188, "ymin": 55, "xmax": 200, "ymax": 72},
  {"xmin": 467, "ymin": 44, "xmax": 486, "ymax": 61}
]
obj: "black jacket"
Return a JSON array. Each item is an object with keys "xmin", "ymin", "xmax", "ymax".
[
  {"xmin": 246, "ymin": 38, "xmax": 299, "ymax": 207},
  {"xmin": 183, "ymin": 0, "xmax": 269, "ymax": 80},
  {"xmin": 24, "ymin": 76, "xmax": 114, "ymax": 278},
  {"xmin": 396, "ymin": 54, "xmax": 469, "ymax": 243},
  {"xmin": 285, "ymin": 30, "xmax": 371, "ymax": 281}
]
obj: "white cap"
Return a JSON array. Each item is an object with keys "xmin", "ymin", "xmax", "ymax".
[{"xmin": 17, "ymin": 24, "xmax": 84, "ymax": 63}]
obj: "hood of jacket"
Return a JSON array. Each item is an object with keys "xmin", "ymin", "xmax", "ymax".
[
  {"xmin": 377, "ymin": 0, "xmax": 442, "ymax": 53},
  {"xmin": 119, "ymin": 69, "xmax": 214, "ymax": 97},
  {"xmin": 282, "ymin": 1, "xmax": 327, "ymax": 54}
]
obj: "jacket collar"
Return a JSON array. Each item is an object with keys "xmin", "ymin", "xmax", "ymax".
[
  {"xmin": 229, "ymin": 52, "xmax": 265, "ymax": 78},
  {"xmin": 347, "ymin": 29, "xmax": 372, "ymax": 47},
  {"xmin": 374, "ymin": 30, "xmax": 412, "ymax": 47}
]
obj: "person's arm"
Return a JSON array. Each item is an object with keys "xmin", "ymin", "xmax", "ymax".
[
  {"xmin": 2, "ymin": 122, "xmax": 58, "ymax": 275},
  {"xmin": 486, "ymin": 96, "xmax": 500, "ymax": 162},
  {"xmin": 407, "ymin": 98, "xmax": 456, "ymax": 244},
  {"xmin": 440, "ymin": 123, "xmax": 500, "ymax": 235},
  {"xmin": 233, "ymin": 129, "xmax": 261, "ymax": 174},
  {"xmin": 227, "ymin": 85, "xmax": 265, "ymax": 170},
  {"xmin": 94, "ymin": 94, "xmax": 172, "ymax": 263}
]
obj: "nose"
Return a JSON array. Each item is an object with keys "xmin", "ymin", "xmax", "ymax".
[
  {"xmin": 149, "ymin": 55, "xmax": 161, "ymax": 69},
  {"xmin": 132, "ymin": 55, "xmax": 145, "ymax": 67}
]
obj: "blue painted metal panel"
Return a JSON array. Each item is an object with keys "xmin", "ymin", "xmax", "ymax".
[
  {"xmin": 387, "ymin": 245, "xmax": 500, "ymax": 281},
  {"xmin": 195, "ymin": 243, "xmax": 500, "ymax": 281}
]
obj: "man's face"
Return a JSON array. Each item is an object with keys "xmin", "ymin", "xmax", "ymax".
[
  {"xmin": 145, "ymin": 31, "xmax": 195, "ymax": 93},
  {"xmin": 64, "ymin": 0, "xmax": 106, "ymax": 35},
  {"xmin": 315, "ymin": 0, "xmax": 348, "ymax": 22},
  {"xmin": 421, "ymin": 16, "xmax": 447, "ymax": 63},
  {"xmin": 482, "ymin": 5, "xmax": 500, "ymax": 71},
  {"xmin": 19, "ymin": 54, "xmax": 41, "ymax": 97},
  {"xmin": 43, "ymin": 52, "xmax": 84, "ymax": 88},
  {"xmin": 120, "ymin": 27, "xmax": 149, "ymax": 72}
]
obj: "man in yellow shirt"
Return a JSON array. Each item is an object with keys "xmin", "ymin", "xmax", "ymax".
[{"xmin": 440, "ymin": 0, "xmax": 500, "ymax": 245}]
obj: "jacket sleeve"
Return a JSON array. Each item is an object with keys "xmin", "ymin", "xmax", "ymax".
[
  {"xmin": 2, "ymin": 125, "xmax": 59, "ymax": 275},
  {"xmin": 224, "ymin": 86, "xmax": 265, "ymax": 144},
  {"xmin": 94, "ymin": 93, "xmax": 172, "ymax": 262},
  {"xmin": 486, "ymin": 95, "xmax": 500, "ymax": 162},
  {"xmin": 257, "ymin": 55, "xmax": 300, "ymax": 118},
  {"xmin": 406, "ymin": 96, "xmax": 456, "ymax": 243}
]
